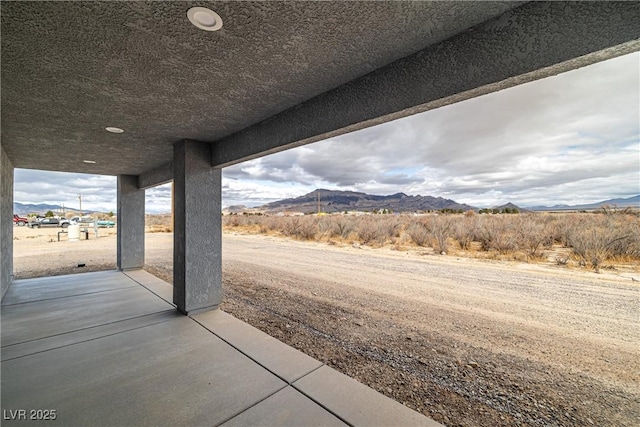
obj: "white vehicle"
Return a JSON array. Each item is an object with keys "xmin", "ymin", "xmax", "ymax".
[{"xmin": 69, "ymin": 216, "xmax": 95, "ymax": 225}]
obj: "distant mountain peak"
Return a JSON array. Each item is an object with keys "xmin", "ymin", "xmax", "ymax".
[
  {"xmin": 527, "ymin": 194, "xmax": 640, "ymax": 211},
  {"xmin": 259, "ymin": 189, "xmax": 476, "ymax": 213},
  {"xmin": 491, "ymin": 202, "xmax": 528, "ymax": 212}
]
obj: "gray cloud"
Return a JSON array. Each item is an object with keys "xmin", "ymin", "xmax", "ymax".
[
  {"xmin": 13, "ymin": 53, "xmax": 640, "ymax": 210},
  {"xmin": 224, "ymin": 52, "xmax": 639, "ymax": 207},
  {"xmin": 14, "ymin": 169, "xmax": 117, "ymax": 211}
]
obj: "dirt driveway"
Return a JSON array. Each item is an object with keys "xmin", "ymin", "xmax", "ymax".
[{"xmin": 11, "ymin": 227, "xmax": 640, "ymax": 426}]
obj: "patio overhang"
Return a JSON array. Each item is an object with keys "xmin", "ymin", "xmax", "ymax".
[
  {"xmin": 2, "ymin": 2, "xmax": 638, "ymax": 179},
  {"xmin": 2, "ymin": 2, "xmax": 640, "ymax": 302},
  {"xmin": 1, "ymin": 1, "xmax": 639, "ymax": 424}
]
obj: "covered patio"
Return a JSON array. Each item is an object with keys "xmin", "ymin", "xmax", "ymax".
[
  {"xmin": 2, "ymin": 269, "xmax": 437, "ymax": 426},
  {"xmin": 1, "ymin": 1, "xmax": 638, "ymax": 425}
]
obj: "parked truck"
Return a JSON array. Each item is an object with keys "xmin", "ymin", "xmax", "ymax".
[
  {"xmin": 13, "ymin": 214, "xmax": 29, "ymax": 226},
  {"xmin": 28, "ymin": 217, "xmax": 70, "ymax": 228}
]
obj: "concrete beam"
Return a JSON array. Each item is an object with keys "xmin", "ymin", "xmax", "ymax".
[
  {"xmin": 138, "ymin": 162, "xmax": 173, "ymax": 190},
  {"xmin": 1, "ymin": 144, "xmax": 14, "ymax": 300},
  {"xmin": 173, "ymin": 140, "xmax": 222, "ymax": 314},
  {"xmin": 212, "ymin": 1, "xmax": 640, "ymax": 167},
  {"xmin": 117, "ymin": 175, "xmax": 145, "ymax": 270}
]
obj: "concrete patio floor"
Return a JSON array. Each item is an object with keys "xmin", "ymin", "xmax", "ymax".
[{"xmin": 1, "ymin": 270, "xmax": 440, "ymax": 426}]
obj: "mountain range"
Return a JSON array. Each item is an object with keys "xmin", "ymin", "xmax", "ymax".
[
  {"xmin": 259, "ymin": 189, "xmax": 476, "ymax": 213},
  {"xmin": 16, "ymin": 193, "xmax": 639, "ymax": 216},
  {"xmin": 257, "ymin": 190, "xmax": 639, "ymax": 214},
  {"xmin": 13, "ymin": 202, "xmax": 94, "ymax": 216},
  {"xmin": 527, "ymin": 195, "xmax": 640, "ymax": 211},
  {"xmin": 14, "ymin": 202, "xmax": 66, "ymax": 215}
]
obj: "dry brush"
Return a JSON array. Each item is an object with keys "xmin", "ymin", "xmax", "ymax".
[{"xmin": 221, "ymin": 210, "xmax": 640, "ymax": 271}]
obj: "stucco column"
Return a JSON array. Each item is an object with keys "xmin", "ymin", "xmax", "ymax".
[
  {"xmin": 173, "ymin": 140, "xmax": 221, "ymax": 315},
  {"xmin": 117, "ymin": 175, "xmax": 145, "ymax": 270},
  {"xmin": 1, "ymin": 144, "xmax": 14, "ymax": 300}
]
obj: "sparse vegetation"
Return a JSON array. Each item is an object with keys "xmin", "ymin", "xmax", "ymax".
[
  {"xmin": 564, "ymin": 214, "xmax": 640, "ymax": 272},
  {"xmin": 141, "ymin": 210, "xmax": 640, "ymax": 272},
  {"xmin": 406, "ymin": 219, "xmax": 430, "ymax": 247},
  {"xmin": 221, "ymin": 210, "xmax": 640, "ymax": 272},
  {"xmin": 145, "ymin": 213, "xmax": 172, "ymax": 233},
  {"xmin": 356, "ymin": 216, "xmax": 383, "ymax": 245}
]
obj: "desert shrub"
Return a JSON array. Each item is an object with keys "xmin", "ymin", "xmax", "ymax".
[
  {"xmin": 406, "ymin": 218, "xmax": 431, "ymax": 246},
  {"xmin": 356, "ymin": 216, "xmax": 381, "ymax": 245},
  {"xmin": 147, "ymin": 225, "xmax": 172, "ymax": 233},
  {"xmin": 258, "ymin": 221, "xmax": 269, "ymax": 234},
  {"xmin": 146, "ymin": 214, "xmax": 172, "ymax": 228},
  {"xmin": 243, "ymin": 215, "xmax": 262, "ymax": 227},
  {"xmin": 257, "ymin": 216, "xmax": 280, "ymax": 233},
  {"xmin": 477, "ymin": 216, "xmax": 517, "ymax": 253},
  {"xmin": 378, "ymin": 216, "xmax": 402, "ymax": 240},
  {"xmin": 567, "ymin": 225, "xmax": 611, "ymax": 272},
  {"xmin": 452, "ymin": 214, "xmax": 478, "ymax": 250},
  {"xmin": 224, "ymin": 215, "xmax": 243, "ymax": 228},
  {"xmin": 473, "ymin": 216, "xmax": 493, "ymax": 251},
  {"xmin": 316, "ymin": 216, "xmax": 333, "ymax": 237},
  {"xmin": 554, "ymin": 214, "xmax": 584, "ymax": 248},
  {"xmin": 281, "ymin": 217, "xmax": 301, "ymax": 236},
  {"xmin": 512, "ymin": 214, "xmax": 553, "ymax": 257},
  {"xmin": 430, "ymin": 215, "xmax": 453, "ymax": 254},
  {"xmin": 330, "ymin": 215, "xmax": 355, "ymax": 238},
  {"xmin": 296, "ymin": 217, "xmax": 319, "ymax": 240},
  {"xmin": 253, "ymin": 216, "xmax": 271, "ymax": 232},
  {"xmin": 565, "ymin": 215, "xmax": 639, "ymax": 272},
  {"xmin": 607, "ymin": 214, "xmax": 640, "ymax": 258},
  {"xmin": 540, "ymin": 215, "xmax": 564, "ymax": 246}
]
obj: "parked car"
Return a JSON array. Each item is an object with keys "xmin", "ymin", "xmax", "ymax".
[
  {"xmin": 69, "ymin": 216, "xmax": 94, "ymax": 225},
  {"xmin": 28, "ymin": 217, "xmax": 70, "ymax": 228},
  {"xmin": 13, "ymin": 214, "xmax": 29, "ymax": 226}
]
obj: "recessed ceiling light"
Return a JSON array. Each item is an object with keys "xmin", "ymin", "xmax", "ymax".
[
  {"xmin": 105, "ymin": 127, "xmax": 124, "ymax": 133},
  {"xmin": 187, "ymin": 7, "xmax": 223, "ymax": 31},
  {"xmin": 83, "ymin": 160, "xmax": 97, "ymax": 164}
]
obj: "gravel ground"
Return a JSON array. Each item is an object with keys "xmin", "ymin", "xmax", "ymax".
[{"xmin": 12, "ymin": 227, "xmax": 640, "ymax": 427}]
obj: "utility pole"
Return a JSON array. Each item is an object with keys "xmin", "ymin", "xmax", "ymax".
[
  {"xmin": 78, "ymin": 193, "xmax": 82, "ymax": 217},
  {"xmin": 317, "ymin": 191, "xmax": 320, "ymax": 214}
]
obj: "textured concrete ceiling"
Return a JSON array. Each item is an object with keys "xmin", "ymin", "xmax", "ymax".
[
  {"xmin": 1, "ymin": 1, "xmax": 638, "ymax": 180},
  {"xmin": 1, "ymin": 1, "xmax": 520, "ymax": 176}
]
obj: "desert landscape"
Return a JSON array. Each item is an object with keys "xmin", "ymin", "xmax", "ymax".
[{"xmin": 11, "ymin": 215, "xmax": 640, "ymax": 427}]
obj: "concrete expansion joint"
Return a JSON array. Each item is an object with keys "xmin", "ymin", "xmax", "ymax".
[
  {"xmin": 0, "ymin": 286, "xmax": 138, "ymax": 308},
  {"xmin": 214, "ymin": 384, "xmax": 290, "ymax": 427},
  {"xmin": 187, "ymin": 315, "xmax": 356, "ymax": 425},
  {"xmin": 289, "ymin": 363, "xmax": 325, "ymax": 385},
  {"xmin": 190, "ymin": 315, "xmax": 298, "ymax": 385},
  {"xmin": 2, "ymin": 311, "xmax": 175, "ymax": 363},
  {"xmin": 289, "ymin": 381, "xmax": 355, "ymax": 427},
  {"xmin": 182, "ymin": 304, "xmax": 220, "ymax": 316},
  {"xmin": 3, "ymin": 308, "xmax": 174, "ymax": 351},
  {"xmin": 122, "ymin": 271, "xmax": 176, "ymax": 307}
]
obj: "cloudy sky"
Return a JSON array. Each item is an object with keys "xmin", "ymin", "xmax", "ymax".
[{"xmin": 14, "ymin": 52, "xmax": 640, "ymax": 213}]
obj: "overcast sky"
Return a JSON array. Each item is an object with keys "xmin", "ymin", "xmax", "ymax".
[{"xmin": 14, "ymin": 52, "xmax": 640, "ymax": 213}]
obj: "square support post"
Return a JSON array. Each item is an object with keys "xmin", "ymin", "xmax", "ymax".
[
  {"xmin": 173, "ymin": 140, "xmax": 221, "ymax": 315},
  {"xmin": 117, "ymin": 175, "xmax": 145, "ymax": 270},
  {"xmin": 1, "ymin": 144, "xmax": 14, "ymax": 299}
]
